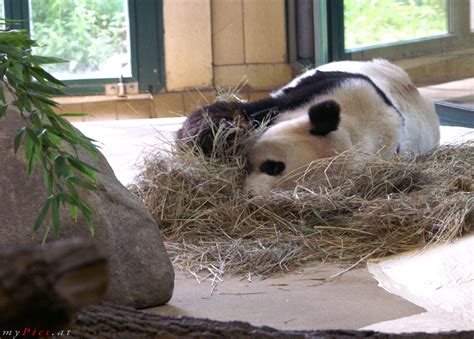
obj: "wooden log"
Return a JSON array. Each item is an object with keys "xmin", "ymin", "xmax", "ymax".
[
  {"xmin": 0, "ymin": 238, "xmax": 108, "ymax": 328},
  {"xmin": 71, "ymin": 303, "xmax": 474, "ymax": 339}
]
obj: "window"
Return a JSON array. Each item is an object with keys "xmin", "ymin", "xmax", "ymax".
[
  {"xmin": 344, "ymin": 0, "xmax": 448, "ymax": 50},
  {"xmin": 30, "ymin": 0, "xmax": 132, "ymax": 81},
  {"xmin": 471, "ymin": 0, "xmax": 474, "ymax": 30},
  {"xmin": 329, "ymin": 0, "xmax": 474, "ymax": 61},
  {"xmin": 2, "ymin": 0, "xmax": 164, "ymax": 95}
]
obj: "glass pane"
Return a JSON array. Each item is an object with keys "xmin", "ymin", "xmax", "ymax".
[
  {"xmin": 296, "ymin": 0, "xmax": 315, "ymax": 60},
  {"xmin": 344, "ymin": 0, "xmax": 448, "ymax": 50},
  {"xmin": 0, "ymin": 2, "xmax": 4, "ymax": 30},
  {"xmin": 29, "ymin": 0, "xmax": 131, "ymax": 80},
  {"xmin": 471, "ymin": 0, "xmax": 474, "ymax": 30}
]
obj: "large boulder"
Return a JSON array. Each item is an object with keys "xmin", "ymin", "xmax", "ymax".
[{"xmin": 0, "ymin": 92, "xmax": 174, "ymax": 308}]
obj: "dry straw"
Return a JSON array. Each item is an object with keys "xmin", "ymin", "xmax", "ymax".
[{"xmin": 131, "ymin": 100, "xmax": 473, "ymax": 283}]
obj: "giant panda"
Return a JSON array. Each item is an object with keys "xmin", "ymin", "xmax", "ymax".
[{"xmin": 177, "ymin": 59, "xmax": 440, "ymax": 195}]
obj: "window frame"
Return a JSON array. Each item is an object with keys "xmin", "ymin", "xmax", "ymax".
[
  {"xmin": 434, "ymin": 101, "xmax": 474, "ymax": 127},
  {"xmin": 3, "ymin": 0, "xmax": 165, "ymax": 95},
  {"xmin": 286, "ymin": 0, "xmax": 329, "ymax": 67}
]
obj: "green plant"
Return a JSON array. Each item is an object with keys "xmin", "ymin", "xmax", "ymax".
[{"xmin": 0, "ymin": 20, "xmax": 99, "ymax": 242}]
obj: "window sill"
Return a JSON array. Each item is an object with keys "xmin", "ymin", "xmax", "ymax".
[{"xmin": 53, "ymin": 93, "xmax": 153, "ymax": 105}]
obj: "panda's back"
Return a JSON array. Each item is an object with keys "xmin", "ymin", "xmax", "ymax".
[{"xmin": 275, "ymin": 59, "xmax": 412, "ymax": 109}]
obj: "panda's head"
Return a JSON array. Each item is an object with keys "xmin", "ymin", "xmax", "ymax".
[{"xmin": 245, "ymin": 99, "xmax": 352, "ymax": 195}]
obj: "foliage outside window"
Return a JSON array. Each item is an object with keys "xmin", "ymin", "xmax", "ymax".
[
  {"xmin": 30, "ymin": 0, "xmax": 130, "ymax": 79},
  {"xmin": 344, "ymin": 0, "xmax": 448, "ymax": 50}
]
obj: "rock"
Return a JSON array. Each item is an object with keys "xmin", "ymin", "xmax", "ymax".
[{"xmin": 0, "ymin": 91, "xmax": 174, "ymax": 308}]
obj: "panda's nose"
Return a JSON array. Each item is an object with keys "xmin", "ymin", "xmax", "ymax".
[{"xmin": 259, "ymin": 160, "xmax": 286, "ymax": 176}]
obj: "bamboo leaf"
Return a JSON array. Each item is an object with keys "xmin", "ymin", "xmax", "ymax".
[
  {"xmin": 86, "ymin": 218, "xmax": 95, "ymax": 236},
  {"xmin": 29, "ymin": 113, "xmax": 43, "ymax": 129},
  {"xmin": 70, "ymin": 205, "xmax": 78, "ymax": 221},
  {"xmin": 35, "ymin": 151, "xmax": 47, "ymax": 171},
  {"xmin": 0, "ymin": 85, "xmax": 5, "ymax": 102},
  {"xmin": 30, "ymin": 55, "xmax": 67, "ymax": 65},
  {"xmin": 23, "ymin": 131, "xmax": 34, "ymax": 153},
  {"xmin": 24, "ymin": 131, "xmax": 36, "ymax": 176},
  {"xmin": 79, "ymin": 201, "xmax": 95, "ymax": 236},
  {"xmin": 24, "ymin": 82, "xmax": 64, "ymax": 96},
  {"xmin": 27, "ymin": 92, "xmax": 58, "ymax": 106},
  {"xmin": 0, "ymin": 44, "xmax": 22, "ymax": 58},
  {"xmin": 66, "ymin": 156, "xmax": 99, "ymax": 180},
  {"xmin": 41, "ymin": 226, "xmax": 51, "ymax": 246},
  {"xmin": 26, "ymin": 128, "xmax": 41, "ymax": 147},
  {"xmin": 33, "ymin": 197, "xmax": 53, "ymax": 232},
  {"xmin": 30, "ymin": 66, "xmax": 65, "ymax": 86},
  {"xmin": 78, "ymin": 199, "xmax": 93, "ymax": 217},
  {"xmin": 54, "ymin": 155, "xmax": 67, "ymax": 178},
  {"xmin": 42, "ymin": 129, "xmax": 62, "ymax": 148},
  {"xmin": 43, "ymin": 171, "xmax": 53, "ymax": 195},
  {"xmin": 22, "ymin": 66, "xmax": 32, "ymax": 83},
  {"xmin": 0, "ymin": 105, "xmax": 7, "ymax": 118},
  {"xmin": 27, "ymin": 149, "xmax": 36, "ymax": 176},
  {"xmin": 56, "ymin": 192, "xmax": 76, "ymax": 205},
  {"xmin": 66, "ymin": 176, "xmax": 97, "ymax": 190}
]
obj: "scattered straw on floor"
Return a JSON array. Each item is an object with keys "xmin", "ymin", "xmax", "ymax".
[{"xmin": 131, "ymin": 133, "xmax": 473, "ymax": 282}]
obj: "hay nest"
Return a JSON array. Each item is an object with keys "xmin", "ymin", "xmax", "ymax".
[{"xmin": 131, "ymin": 128, "xmax": 473, "ymax": 282}]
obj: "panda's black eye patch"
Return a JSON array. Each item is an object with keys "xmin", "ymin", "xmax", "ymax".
[{"xmin": 259, "ymin": 160, "xmax": 285, "ymax": 176}]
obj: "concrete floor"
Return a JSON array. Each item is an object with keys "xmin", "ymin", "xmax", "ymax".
[
  {"xmin": 366, "ymin": 234, "xmax": 474, "ymax": 333},
  {"xmin": 149, "ymin": 265, "xmax": 424, "ymax": 331},
  {"xmin": 74, "ymin": 118, "xmax": 473, "ymax": 332}
]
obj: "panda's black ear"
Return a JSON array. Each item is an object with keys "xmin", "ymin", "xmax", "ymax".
[{"xmin": 308, "ymin": 100, "xmax": 341, "ymax": 136}]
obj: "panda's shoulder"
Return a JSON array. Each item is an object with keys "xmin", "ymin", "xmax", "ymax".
[
  {"xmin": 277, "ymin": 68, "xmax": 375, "ymax": 101},
  {"xmin": 273, "ymin": 60, "xmax": 384, "ymax": 98}
]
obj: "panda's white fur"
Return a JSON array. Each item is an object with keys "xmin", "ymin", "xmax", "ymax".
[{"xmin": 245, "ymin": 59, "xmax": 440, "ymax": 195}]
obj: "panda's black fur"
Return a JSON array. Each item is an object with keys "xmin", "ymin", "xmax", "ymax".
[
  {"xmin": 259, "ymin": 160, "xmax": 286, "ymax": 176},
  {"xmin": 241, "ymin": 70, "xmax": 402, "ymax": 121},
  {"xmin": 308, "ymin": 100, "xmax": 341, "ymax": 136},
  {"xmin": 282, "ymin": 71, "xmax": 395, "ymax": 109}
]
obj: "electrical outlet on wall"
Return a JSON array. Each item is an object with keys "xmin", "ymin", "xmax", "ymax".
[{"xmin": 105, "ymin": 82, "xmax": 139, "ymax": 96}]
